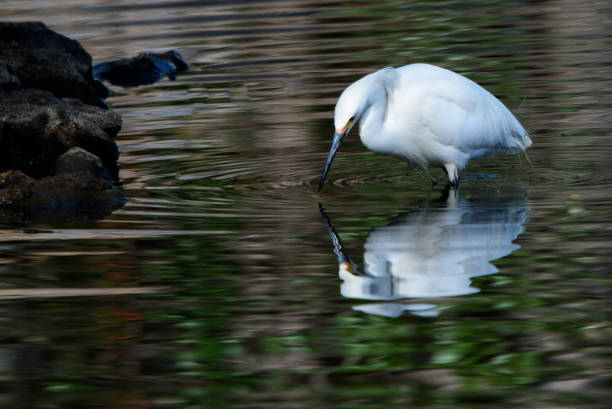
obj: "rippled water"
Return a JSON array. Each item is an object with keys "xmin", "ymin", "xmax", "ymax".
[{"xmin": 1, "ymin": 0, "xmax": 611, "ymax": 408}]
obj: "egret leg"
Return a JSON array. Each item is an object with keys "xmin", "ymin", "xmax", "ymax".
[
  {"xmin": 444, "ymin": 164, "xmax": 459, "ymax": 189},
  {"xmin": 425, "ymin": 169, "xmax": 438, "ymax": 187},
  {"xmin": 415, "ymin": 168, "xmax": 438, "ymax": 187}
]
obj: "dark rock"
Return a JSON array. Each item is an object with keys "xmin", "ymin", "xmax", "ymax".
[
  {"xmin": 0, "ymin": 22, "xmax": 109, "ymax": 108},
  {"xmin": 0, "ymin": 169, "xmax": 32, "ymax": 190},
  {"xmin": 0, "ymin": 88, "xmax": 121, "ymax": 179},
  {"xmin": 0, "ymin": 22, "xmax": 127, "ymax": 224},
  {"xmin": 54, "ymin": 147, "xmax": 112, "ymax": 183},
  {"xmin": 93, "ymin": 50, "xmax": 188, "ymax": 87},
  {"xmin": 0, "ymin": 170, "xmax": 125, "ymax": 224}
]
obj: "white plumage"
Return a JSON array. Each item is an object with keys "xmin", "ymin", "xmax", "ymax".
[{"xmin": 319, "ymin": 63, "xmax": 531, "ymax": 188}]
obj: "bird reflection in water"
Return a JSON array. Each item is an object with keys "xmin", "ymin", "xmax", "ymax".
[{"xmin": 320, "ymin": 189, "xmax": 529, "ymax": 318}]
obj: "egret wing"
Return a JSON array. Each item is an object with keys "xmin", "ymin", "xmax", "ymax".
[
  {"xmin": 393, "ymin": 64, "xmax": 528, "ymax": 156},
  {"xmin": 420, "ymin": 81, "xmax": 516, "ymax": 154}
]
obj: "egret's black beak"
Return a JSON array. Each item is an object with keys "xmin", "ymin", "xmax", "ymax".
[{"xmin": 319, "ymin": 130, "xmax": 346, "ymax": 190}]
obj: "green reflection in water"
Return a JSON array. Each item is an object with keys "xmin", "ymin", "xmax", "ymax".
[{"xmin": 1, "ymin": 0, "xmax": 611, "ymax": 407}]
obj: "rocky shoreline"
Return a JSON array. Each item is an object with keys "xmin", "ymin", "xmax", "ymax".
[
  {"xmin": 0, "ymin": 21, "xmax": 190, "ymax": 224},
  {"xmin": 0, "ymin": 21, "xmax": 124, "ymax": 223}
]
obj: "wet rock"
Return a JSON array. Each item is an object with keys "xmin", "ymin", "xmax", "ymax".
[
  {"xmin": 0, "ymin": 169, "xmax": 32, "ymax": 191},
  {"xmin": 0, "ymin": 170, "xmax": 125, "ymax": 224},
  {"xmin": 0, "ymin": 88, "xmax": 121, "ymax": 179},
  {"xmin": 93, "ymin": 50, "xmax": 188, "ymax": 87},
  {"xmin": 54, "ymin": 147, "xmax": 112, "ymax": 183},
  {"xmin": 0, "ymin": 22, "xmax": 125, "ymax": 224},
  {"xmin": 0, "ymin": 21, "xmax": 109, "ymax": 108}
]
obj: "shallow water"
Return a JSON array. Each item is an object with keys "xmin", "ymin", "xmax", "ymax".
[{"xmin": 1, "ymin": 0, "xmax": 611, "ymax": 408}]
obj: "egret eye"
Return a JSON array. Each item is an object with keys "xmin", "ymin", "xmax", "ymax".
[{"xmin": 347, "ymin": 116, "xmax": 355, "ymax": 127}]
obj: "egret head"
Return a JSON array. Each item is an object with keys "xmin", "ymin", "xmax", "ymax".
[
  {"xmin": 319, "ymin": 81, "xmax": 370, "ymax": 190},
  {"xmin": 334, "ymin": 82, "xmax": 369, "ymax": 133}
]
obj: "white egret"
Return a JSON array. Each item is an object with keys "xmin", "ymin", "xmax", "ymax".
[{"xmin": 319, "ymin": 63, "xmax": 531, "ymax": 189}]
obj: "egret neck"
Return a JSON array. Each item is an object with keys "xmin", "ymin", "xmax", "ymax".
[{"xmin": 358, "ymin": 81, "xmax": 389, "ymax": 155}]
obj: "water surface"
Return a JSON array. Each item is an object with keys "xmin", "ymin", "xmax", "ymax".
[{"xmin": 1, "ymin": 1, "xmax": 611, "ymax": 408}]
